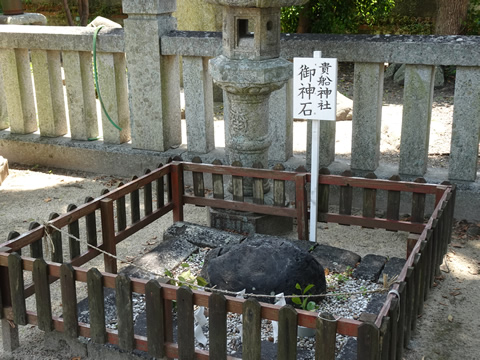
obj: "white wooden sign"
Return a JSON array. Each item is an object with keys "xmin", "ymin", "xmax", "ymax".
[{"xmin": 293, "ymin": 57, "xmax": 338, "ymax": 121}]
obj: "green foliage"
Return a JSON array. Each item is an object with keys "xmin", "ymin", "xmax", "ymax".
[
  {"xmin": 332, "ymin": 266, "xmax": 353, "ymax": 284},
  {"xmin": 464, "ymin": 0, "xmax": 480, "ymax": 35},
  {"xmin": 292, "ymin": 283, "xmax": 317, "ymax": 311},
  {"xmin": 281, "ymin": 0, "xmax": 396, "ymax": 34},
  {"xmin": 164, "ymin": 263, "xmax": 208, "ymax": 290},
  {"xmin": 372, "ymin": 15, "xmax": 434, "ymax": 34}
]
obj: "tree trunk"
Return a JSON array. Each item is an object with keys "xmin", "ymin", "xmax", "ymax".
[
  {"xmin": 435, "ymin": 0, "xmax": 470, "ymax": 35},
  {"xmin": 62, "ymin": 0, "xmax": 74, "ymax": 26},
  {"xmin": 296, "ymin": 1, "xmax": 314, "ymax": 33},
  {"xmin": 79, "ymin": 0, "xmax": 89, "ymax": 27}
]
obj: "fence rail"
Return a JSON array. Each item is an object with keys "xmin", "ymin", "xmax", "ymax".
[{"xmin": 0, "ymin": 161, "xmax": 455, "ymax": 358}]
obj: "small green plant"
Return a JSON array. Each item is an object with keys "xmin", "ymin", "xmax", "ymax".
[
  {"xmin": 333, "ymin": 266, "xmax": 354, "ymax": 284},
  {"xmin": 292, "ymin": 283, "xmax": 317, "ymax": 311},
  {"xmin": 164, "ymin": 263, "xmax": 207, "ymax": 290}
]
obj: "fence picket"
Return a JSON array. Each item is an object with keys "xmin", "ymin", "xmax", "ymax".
[
  {"xmin": 87, "ymin": 268, "xmax": 106, "ymax": 344},
  {"xmin": 212, "ymin": 160, "xmax": 225, "ymax": 200},
  {"xmin": 273, "ymin": 163, "xmax": 286, "ymax": 207},
  {"xmin": 48, "ymin": 213, "xmax": 63, "ymax": 263},
  {"xmin": 144, "ymin": 169, "xmax": 153, "ymax": 215},
  {"xmin": 209, "ymin": 292, "xmax": 227, "ymax": 360},
  {"xmin": 84, "ymin": 196, "xmax": 98, "ymax": 247},
  {"xmin": 7, "ymin": 231, "xmax": 20, "ymax": 255},
  {"xmin": 33, "ymin": 258, "xmax": 53, "ymax": 332},
  {"xmin": 232, "ymin": 161, "xmax": 244, "ymax": 202},
  {"xmin": 318, "ymin": 167, "xmax": 330, "ymax": 222},
  {"xmin": 130, "ymin": 175, "xmax": 140, "ymax": 223},
  {"xmin": 315, "ymin": 312, "xmax": 336, "ymax": 360},
  {"xmin": 411, "ymin": 177, "xmax": 426, "ymax": 222},
  {"xmin": 192, "ymin": 157, "xmax": 205, "ymax": 199},
  {"xmin": 380, "ymin": 316, "xmax": 390, "ymax": 360},
  {"xmin": 66, "ymin": 204, "xmax": 81, "ymax": 259},
  {"xmin": 278, "ymin": 305, "xmax": 297, "ymax": 360},
  {"xmin": 156, "ymin": 163, "xmax": 165, "ymax": 208},
  {"xmin": 422, "ymin": 232, "xmax": 433, "ymax": 300},
  {"xmin": 100, "ymin": 198, "xmax": 117, "ymax": 274},
  {"xmin": 388, "ymin": 297, "xmax": 399, "ymax": 360},
  {"xmin": 411, "ymin": 254, "xmax": 421, "ymax": 333},
  {"xmin": 295, "ymin": 168, "xmax": 308, "ymax": 240},
  {"xmin": 386, "ymin": 175, "xmax": 401, "ymax": 221},
  {"xmin": 145, "ymin": 280, "xmax": 165, "ymax": 358},
  {"xmin": 417, "ymin": 242, "xmax": 427, "ymax": 314},
  {"xmin": 435, "ymin": 209, "xmax": 445, "ymax": 277},
  {"xmin": 8, "ymin": 253, "xmax": 26, "ymax": 325},
  {"xmin": 252, "ymin": 162, "xmax": 264, "ymax": 205},
  {"xmin": 29, "ymin": 222, "xmax": 43, "ymax": 259},
  {"xmin": 177, "ymin": 286, "xmax": 195, "ymax": 360},
  {"xmin": 363, "ymin": 173, "xmax": 377, "ymax": 219},
  {"xmin": 404, "ymin": 267, "xmax": 414, "ymax": 345},
  {"xmin": 339, "ymin": 170, "xmax": 354, "ymax": 223},
  {"xmin": 60, "ymin": 263, "xmax": 78, "ymax": 338},
  {"xmin": 167, "ymin": 157, "xmax": 174, "ymax": 203},
  {"xmin": 116, "ymin": 182, "xmax": 127, "ymax": 231},
  {"xmin": 243, "ymin": 298, "xmax": 262, "ymax": 360},
  {"xmin": 116, "ymin": 274, "xmax": 134, "ymax": 351},
  {"xmin": 396, "ymin": 282, "xmax": 406, "ymax": 360},
  {"xmin": 357, "ymin": 321, "xmax": 380, "ymax": 360}
]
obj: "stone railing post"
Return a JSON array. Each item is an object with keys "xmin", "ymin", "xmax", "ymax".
[
  {"xmin": 269, "ymin": 80, "xmax": 293, "ymax": 162},
  {"xmin": 448, "ymin": 67, "xmax": 480, "ymax": 182},
  {"xmin": 399, "ymin": 64, "xmax": 435, "ymax": 176},
  {"xmin": 122, "ymin": 0, "xmax": 181, "ymax": 151},
  {"xmin": 351, "ymin": 62, "xmax": 384, "ymax": 172},
  {"xmin": 0, "ymin": 68, "xmax": 8, "ymax": 131},
  {"xmin": 0, "ymin": 49, "xmax": 37, "ymax": 134}
]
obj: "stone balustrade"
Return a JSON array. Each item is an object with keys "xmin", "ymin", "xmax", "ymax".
[{"xmin": 0, "ymin": 2, "xmax": 479, "ymax": 190}]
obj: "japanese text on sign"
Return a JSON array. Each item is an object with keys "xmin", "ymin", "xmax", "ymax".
[{"xmin": 293, "ymin": 57, "xmax": 338, "ymax": 121}]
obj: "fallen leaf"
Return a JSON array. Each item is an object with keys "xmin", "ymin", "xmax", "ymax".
[
  {"xmin": 450, "ymin": 291, "xmax": 461, "ymax": 296},
  {"xmin": 44, "ymin": 197, "xmax": 52, "ymax": 202},
  {"xmin": 72, "ymin": 357, "xmax": 81, "ymax": 360},
  {"xmin": 447, "ymin": 314, "xmax": 453, "ymax": 322},
  {"xmin": 451, "ymin": 243, "xmax": 464, "ymax": 248}
]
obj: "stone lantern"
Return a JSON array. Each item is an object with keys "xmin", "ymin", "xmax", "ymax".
[{"xmin": 206, "ymin": 0, "xmax": 307, "ymax": 196}]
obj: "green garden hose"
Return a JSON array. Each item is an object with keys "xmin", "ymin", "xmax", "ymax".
[{"xmin": 89, "ymin": 25, "xmax": 122, "ymax": 140}]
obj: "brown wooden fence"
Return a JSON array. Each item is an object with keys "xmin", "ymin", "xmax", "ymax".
[{"xmin": 0, "ymin": 160, "xmax": 455, "ymax": 359}]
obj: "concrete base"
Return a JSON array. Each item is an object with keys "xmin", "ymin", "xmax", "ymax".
[
  {"xmin": 0, "ymin": 156, "xmax": 8, "ymax": 186},
  {"xmin": 208, "ymin": 207, "xmax": 293, "ymax": 235}
]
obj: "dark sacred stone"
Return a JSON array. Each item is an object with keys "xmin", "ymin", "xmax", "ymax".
[{"xmin": 202, "ymin": 235, "xmax": 327, "ymax": 302}]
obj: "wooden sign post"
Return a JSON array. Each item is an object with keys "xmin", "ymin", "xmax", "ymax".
[{"xmin": 293, "ymin": 51, "xmax": 338, "ymax": 242}]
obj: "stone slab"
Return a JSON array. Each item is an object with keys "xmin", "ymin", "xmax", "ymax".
[
  {"xmin": 234, "ymin": 339, "xmax": 313, "ymax": 359},
  {"xmin": 337, "ymin": 336, "xmax": 357, "ymax": 360},
  {"xmin": 365, "ymin": 292, "xmax": 388, "ymax": 314},
  {"xmin": 119, "ymin": 237, "xmax": 198, "ymax": 282},
  {"xmin": 353, "ymin": 254, "xmax": 387, "ymax": 282},
  {"xmin": 209, "ymin": 207, "xmax": 293, "ymax": 236},
  {"xmin": 163, "ymin": 221, "xmax": 245, "ymax": 248},
  {"xmin": 311, "ymin": 244, "xmax": 361, "ymax": 273},
  {"xmin": 378, "ymin": 257, "xmax": 406, "ymax": 284}
]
